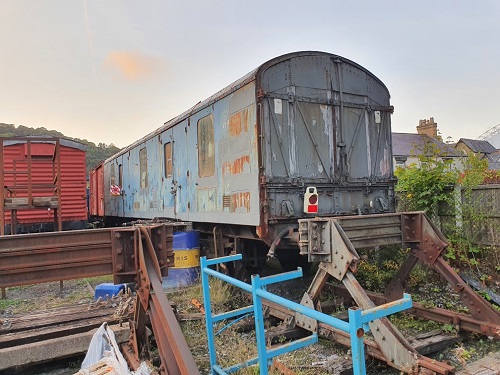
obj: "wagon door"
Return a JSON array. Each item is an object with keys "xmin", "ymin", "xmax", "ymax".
[
  {"xmin": 263, "ymin": 96, "xmax": 335, "ymax": 181},
  {"xmin": 171, "ymin": 119, "xmax": 190, "ymax": 221},
  {"xmin": 161, "ymin": 129, "xmax": 176, "ymax": 218}
]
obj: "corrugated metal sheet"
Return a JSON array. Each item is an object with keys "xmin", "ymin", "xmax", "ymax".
[{"xmin": 2, "ymin": 142, "xmax": 87, "ymax": 226}]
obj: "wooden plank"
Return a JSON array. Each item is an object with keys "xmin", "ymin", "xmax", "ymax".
[
  {"xmin": 411, "ymin": 333, "xmax": 461, "ymax": 356},
  {"xmin": 0, "ymin": 304, "xmax": 118, "ymax": 334},
  {"xmin": 4, "ymin": 197, "xmax": 29, "ymax": 208},
  {"xmin": 4, "ymin": 196, "xmax": 58, "ymax": 208},
  {"xmin": 33, "ymin": 196, "xmax": 59, "ymax": 207},
  {"xmin": 457, "ymin": 350, "xmax": 500, "ymax": 374},
  {"xmin": 0, "ymin": 315, "xmax": 122, "ymax": 348},
  {"xmin": 0, "ymin": 323, "xmax": 130, "ymax": 371}
]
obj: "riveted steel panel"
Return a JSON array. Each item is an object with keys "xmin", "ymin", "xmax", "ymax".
[{"xmin": 258, "ymin": 53, "xmax": 394, "ymax": 224}]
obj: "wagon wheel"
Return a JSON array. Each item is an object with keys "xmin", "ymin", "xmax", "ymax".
[{"xmin": 225, "ymin": 239, "xmax": 269, "ymax": 282}]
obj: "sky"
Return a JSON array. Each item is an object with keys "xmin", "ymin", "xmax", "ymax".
[{"xmin": 1, "ymin": 1, "xmax": 499, "ymax": 148}]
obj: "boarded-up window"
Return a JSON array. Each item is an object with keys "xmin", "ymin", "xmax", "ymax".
[
  {"xmin": 198, "ymin": 114, "xmax": 215, "ymax": 177},
  {"xmin": 164, "ymin": 142, "xmax": 173, "ymax": 177},
  {"xmin": 139, "ymin": 147, "xmax": 148, "ymax": 188}
]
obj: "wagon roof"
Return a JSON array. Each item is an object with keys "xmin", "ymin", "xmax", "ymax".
[
  {"xmin": 2, "ymin": 136, "xmax": 87, "ymax": 151},
  {"xmin": 106, "ymin": 51, "xmax": 388, "ymax": 162}
]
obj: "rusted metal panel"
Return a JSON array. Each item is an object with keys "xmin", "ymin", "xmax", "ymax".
[{"xmin": 0, "ymin": 229, "xmax": 113, "ymax": 288}]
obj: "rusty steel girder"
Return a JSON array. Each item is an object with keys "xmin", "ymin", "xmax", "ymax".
[
  {"xmin": 0, "ymin": 224, "xmax": 176, "ymax": 289},
  {"xmin": 118, "ymin": 226, "xmax": 200, "ymax": 375},
  {"xmin": 0, "ymin": 228, "xmax": 114, "ymax": 288}
]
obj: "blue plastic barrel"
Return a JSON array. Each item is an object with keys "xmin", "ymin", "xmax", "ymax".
[{"xmin": 162, "ymin": 231, "xmax": 200, "ymax": 289}]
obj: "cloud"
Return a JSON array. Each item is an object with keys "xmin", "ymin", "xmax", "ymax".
[{"xmin": 103, "ymin": 51, "xmax": 166, "ymax": 81}]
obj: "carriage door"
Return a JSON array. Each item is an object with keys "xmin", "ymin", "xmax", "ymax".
[{"xmin": 162, "ymin": 130, "xmax": 176, "ymax": 217}]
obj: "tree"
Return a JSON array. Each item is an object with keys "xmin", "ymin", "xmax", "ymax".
[
  {"xmin": 395, "ymin": 142, "xmax": 457, "ymax": 216},
  {"xmin": 0, "ymin": 123, "xmax": 121, "ymax": 174}
]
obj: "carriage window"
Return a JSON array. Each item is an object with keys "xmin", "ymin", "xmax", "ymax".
[
  {"xmin": 118, "ymin": 164, "xmax": 123, "ymax": 186},
  {"xmin": 197, "ymin": 114, "xmax": 215, "ymax": 177},
  {"xmin": 110, "ymin": 163, "xmax": 116, "ymax": 185},
  {"xmin": 164, "ymin": 142, "xmax": 173, "ymax": 178},
  {"xmin": 139, "ymin": 147, "xmax": 148, "ymax": 188}
]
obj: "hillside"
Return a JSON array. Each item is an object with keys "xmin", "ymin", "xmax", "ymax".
[{"xmin": 0, "ymin": 123, "xmax": 121, "ymax": 175}]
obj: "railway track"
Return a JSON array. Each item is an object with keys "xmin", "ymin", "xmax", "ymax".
[{"xmin": 1, "ymin": 215, "xmax": 499, "ymax": 374}]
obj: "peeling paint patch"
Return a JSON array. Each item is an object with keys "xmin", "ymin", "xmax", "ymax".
[
  {"xmin": 379, "ymin": 147, "xmax": 391, "ymax": 176},
  {"xmin": 229, "ymin": 107, "xmax": 250, "ymax": 136},
  {"xmin": 229, "ymin": 111, "xmax": 242, "ymax": 136},
  {"xmin": 197, "ymin": 188, "xmax": 217, "ymax": 212},
  {"xmin": 222, "ymin": 155, "xmax": 250, "ymax": 175},
  {"xmin": 231, "ymin": 192, "xmax": 251, "ymax": 213}
]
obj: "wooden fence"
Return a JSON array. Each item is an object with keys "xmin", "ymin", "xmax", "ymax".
[{"xmin": 437, "ymin": 184, "xmax": 500, "ymax": 249}]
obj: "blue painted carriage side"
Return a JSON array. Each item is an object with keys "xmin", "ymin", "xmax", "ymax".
[
  {"xmin": 101, "ymin": 51, "xmax": 395, "ymax": 235},
  {"xmin": 106, "ymin": 135, "xmax": 167, "ymax": 220},
  {"xmin": 173, "ymin": 82, "xmax": 260, "ymax": 225},
  {"xmin": 105, "ymin": 81, "xmax": 260, "ymax": 226}
]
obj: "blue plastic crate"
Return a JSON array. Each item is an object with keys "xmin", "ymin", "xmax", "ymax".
[{"xmin": 94, "ymin": 283, "xmax": 125, "ymax": 300}]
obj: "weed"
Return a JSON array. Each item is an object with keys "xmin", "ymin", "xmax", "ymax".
[
  {"xmin": 0, "ymin": 298, "xmax": 22, "ymax": 311},
  {"xmin": 442, "ymin": 324, "xmax": 457, "ymax": 334},
  {"xmin": 389, "ymin": 314, "xmax": 442, "ymax": 337},
  {"xmin": 453, "ymin": 345, "xmax": 476, "ymax": 367}
]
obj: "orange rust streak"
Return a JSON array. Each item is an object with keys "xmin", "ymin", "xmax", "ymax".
[
  {"xmin": 222, "ymin": 156, "xmax": 250, "ymax": 175},
  {"xmin": 229, "ymin": 112, "xmax": 242, "ymax": 136},
  {"xmin": 230, "ymin": 192, "xmax": 250, "ymax": 213},
  {"xmin": 243, "ymin": 107, "xmax": 249, "ymax": 132}
]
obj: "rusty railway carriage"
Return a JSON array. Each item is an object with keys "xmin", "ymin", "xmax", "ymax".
[
  {"xmin": 1, "ymin": 137, "xmax": 88, "ymax": 234},
  {"xmin": 95, "ymin": 51, "xmax": 395, "ymax": 266}
]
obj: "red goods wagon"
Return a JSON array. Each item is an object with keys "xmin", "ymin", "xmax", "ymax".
[
  {"xmin": 89, "ymin": 161, "xmax": 104, "ymax": 217},
  {"xmin": 0, "ymin": 137, "xmax": 87, "ymax": 234}
]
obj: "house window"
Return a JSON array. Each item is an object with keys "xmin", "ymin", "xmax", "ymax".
[
  {"xmin": 395, "ymin": 156, "xmax": 407, "ymax": 168},
  {"xmin": 164, "ymin": 142, "xmax": 173, "ymax": 177},
  {"xmin": 139, "ymin": 147, "xmax": 148, "ymax": 188},
  {"xmin": 198, "ymin": 114, "xmax": 215, "ymax": 177},
  {"xmin": 442, "ymin": 157, "xmax": 454, "ymax": 169},
  {"xmin": 118, "ymin": 164, "xmax": 123, "ymax": 186}
]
